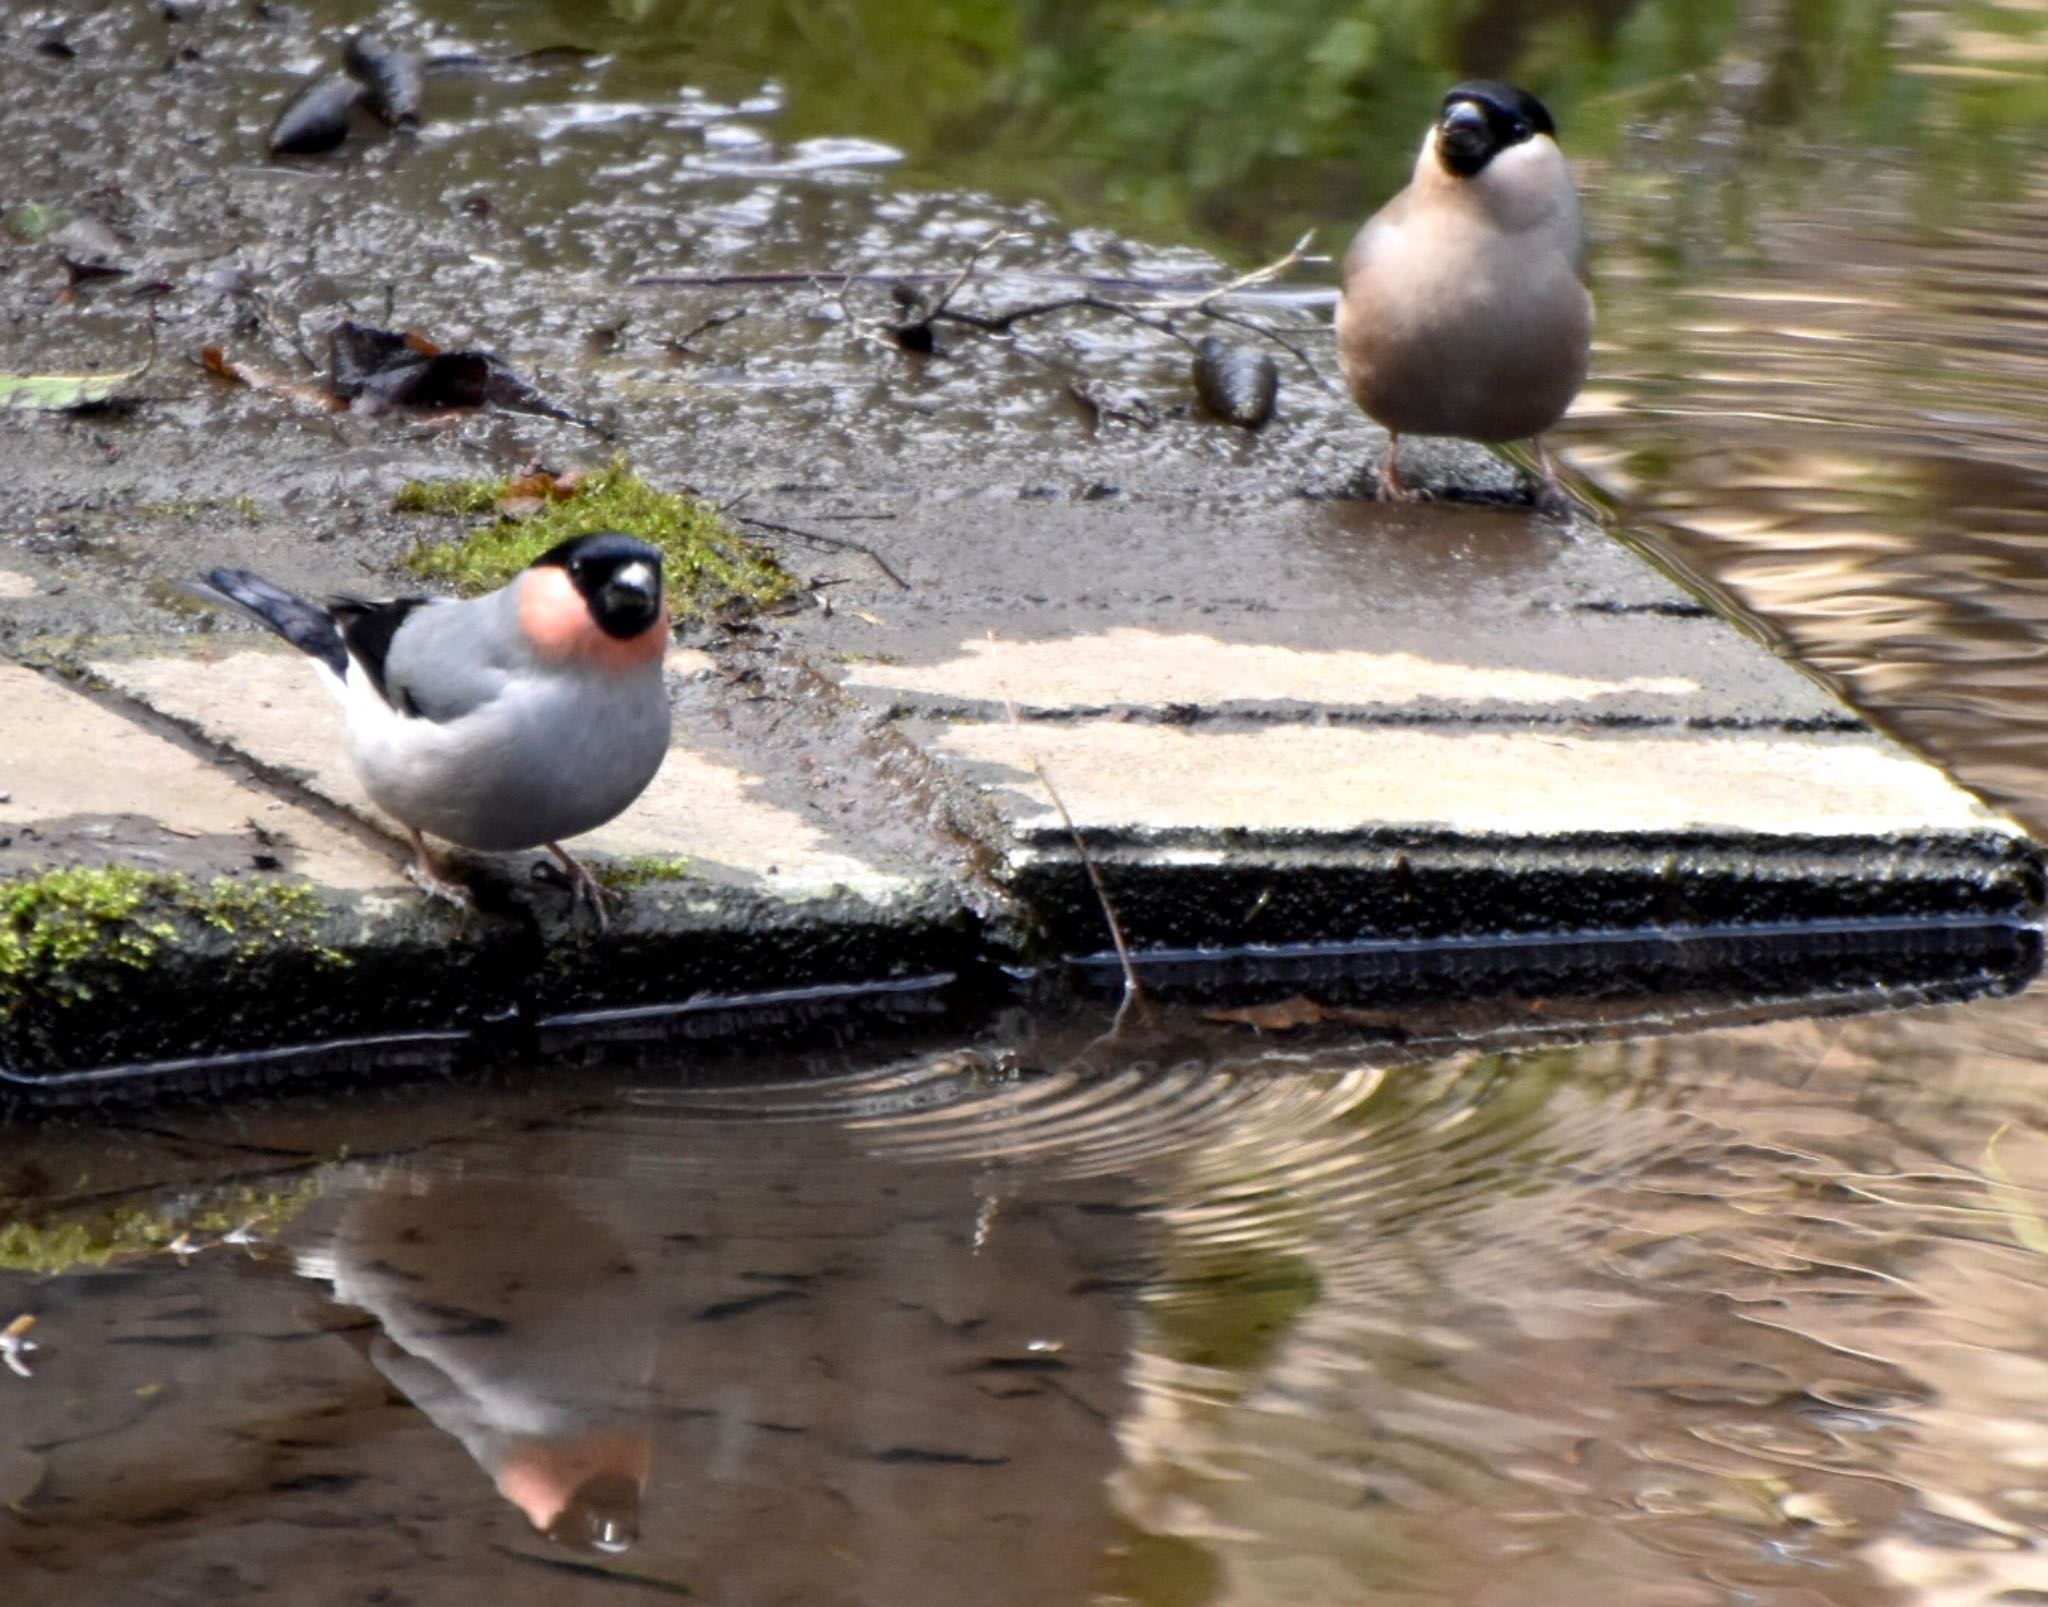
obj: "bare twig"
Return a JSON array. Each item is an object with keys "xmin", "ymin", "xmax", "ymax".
[
  {"xmin": 665, "ymin": 305, "xmax": 750, "ymax": 352},
  {"xmin": 925, "ymin": 229, "xmax": 1020, "ymax": 320},
  {"xmin": 927, "ymin": 232, "xmax": 1324, "ymax": 382},
  {"xmin": 994, "ymin": 640, "xmax": 1152, "ymax": 1026},
  {"xmin": 654, "ymin": 230, "xmax": 1333, "ymax": 416},
  {"xmin": 248, "ymin": 289, "xmax": 319, "ymax": 370},
  {"xmin": 734, "ymin": 513, "xmax": 911, "ymax": 590},
  {"xmin": 1129, "ymin": 229, "xmax": 1319, "ymax": 315},
  {"xmin": 631, "ymin": 267, "xmax": 1215, "ymax": 294},
  {"xmin": 935, "ymin": 294, "xmax": 1194, "ymax": 350}
]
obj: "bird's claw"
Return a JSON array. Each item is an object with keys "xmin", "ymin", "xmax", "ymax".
[
  {"xmin": 533, "ymin": 852, "xmax": 617, "ymax": 933},
  {"xmin": 404, "ymin": 860, "xmax": 476, "ymax": 912},
  {"xmin": 1530, "ymin": 474, "xmax": 1572, "ymax": 518}
]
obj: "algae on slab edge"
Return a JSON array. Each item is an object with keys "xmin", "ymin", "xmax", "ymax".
[{"xmin": 0, "ymin": 865, "xmax": 344, "ymax": 1011}]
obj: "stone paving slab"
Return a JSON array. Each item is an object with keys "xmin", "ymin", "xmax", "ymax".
[
  {"xmin": 761, "ymin": 486, "xmax": 2037, "ymax": 963},
  {"xmin": 919, "ymin": 722, "xmax": 1998, "ymax": 842},
  {"xmin": 776, "ymin": 494, "xmax": 1849, "ymax": 730},
  {"xmin": 4, "ymin": 477, "xmax": 2040, "ymax": 1093},
  {"xmin": 91, "ymin": 647, "xmax": 930, "ymax": 904},
  {"xmin": 0, "ymin": 661, "xmax": 401, "ymax": 893}
]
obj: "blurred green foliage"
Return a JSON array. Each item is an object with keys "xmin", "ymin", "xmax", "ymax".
[{"xmin": 439, "ymin": 0, "xmax": 2048, "ymax": 259}]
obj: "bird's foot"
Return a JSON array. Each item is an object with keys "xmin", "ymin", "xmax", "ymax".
[
  {"xmin": 1373, "ymin": 470, "xmax": 1431, "ymax": 503},
  {"xmin": 533, "ymin": 845, "xmax": 617, "ymax": 934},
  {"xmin": 1371, "ymin": 438, "xmax": 1431, "ymax": 503},
  {"xmin": 404, "ymin": 858, "xmax": 477, "ymax": 913},
  {"xmin": 1529, "ymin": 438, "xmax": 1571, "ymax": 517}
]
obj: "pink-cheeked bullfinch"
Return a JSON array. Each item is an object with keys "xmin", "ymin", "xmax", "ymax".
[{"xmin": 197, "ymin": 531, "xmax": 672, "ymax": 929}]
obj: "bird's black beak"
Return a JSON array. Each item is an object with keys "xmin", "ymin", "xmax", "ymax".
[
  {"xmin": 598, "ymin": 561, "xmax": 661, "ymax": 634},
  {"xmin": 1437, "ymin": 99, "xmax": 1492, "ymax": 172}
]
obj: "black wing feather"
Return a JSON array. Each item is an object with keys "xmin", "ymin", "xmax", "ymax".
[{"xmin": 329, "ymin": 597, "xmax": 429, "ymax": 711}]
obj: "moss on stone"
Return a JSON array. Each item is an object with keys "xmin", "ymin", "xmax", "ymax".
[
  {"xmin": 392, "ymin": 478, "xmax": 502, "ymax": 516},
  {"xmin": 397, "ymin": 459, "xmax": 794, "ymax": 622},
  {"xmin": 0, "ymin": 865, "xmax": 342, "ymax": 1011},
  {"xmin": 597, "ymin": 854, "xmax": 694, "ymax": 892},
  {"xmin": 134, "ymin": 494, "xmax": 261, "ymax": 523}
]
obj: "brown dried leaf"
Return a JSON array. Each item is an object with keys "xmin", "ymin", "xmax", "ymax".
[
  {"xmin": 1204, "ymin": 996, "xmax": 1410, "ymax": 1037},
  {"xmin": 199, "ymin": 345, "xmax": 342, "ymax": 412},
  {"xmin": 1204, "ymin": 996, "xmax": 1331, "ymax": 1032}
]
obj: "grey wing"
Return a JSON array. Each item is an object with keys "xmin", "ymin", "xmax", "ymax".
[{"xmin": 379, "ymin": 592, "xmax": 524, "ymax": 722}]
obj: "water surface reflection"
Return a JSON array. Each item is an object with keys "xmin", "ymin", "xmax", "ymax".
[
  {"xmin": 8, "ymin": 1002, "xmax": 2048, "ymax": 1602},
  {"xmin": 299, "ymin": 1171, "xmax": 656, "ymax": 1552}
]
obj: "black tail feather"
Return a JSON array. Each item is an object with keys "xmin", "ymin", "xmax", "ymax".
[{"xmin": 199, "ymin": 569, "xmax": 349, "ymax": 681}]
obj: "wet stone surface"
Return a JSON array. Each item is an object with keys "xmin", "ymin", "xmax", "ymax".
[{"xmin": 0, "ymin": 1, "xmax": 2038, "ymax": 1085}]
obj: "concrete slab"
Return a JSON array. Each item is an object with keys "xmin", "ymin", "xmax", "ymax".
[
  {"xmin": 6, "ymin": 490, "xmax": 2033, "ymax": 1092},
  {"xmin": 781, "ymin": 496, "xmax": 1851, "ymax": 731},
  {"xmin": 779, "ymin": 487, "xmax": 2036, "ymax": 962},
  {"xmin": 0, "ymin": 661, "xmax": 401, "ymax": 893},
  {"xmin": 885, "ymin": 710, "xmax": 2039, "ymax": 960},
  {"xmin": 846, "ymin": 628, "xmax": 1704, "ymax": 719},
  {"xmin": 92, "ymin": 647, "xmax": 927, "ymax": 903},
  {"xmin": 920, "ymin": 722, "xmax": 1999, "ymax": 841}
]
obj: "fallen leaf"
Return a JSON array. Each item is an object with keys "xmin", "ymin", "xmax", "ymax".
[
  {"xmin": 200, "ymin": 345, "xmax": 343, "ymax": 413},
  {"xmin": 327, "ymin": 319, "xmax": 595, "ymax": 426},
  {"xmin": 1204, "ymin": 996, "xmax": 1409, "ymax": 1036},
  {"xmin": 268, "ymin": 72, "xmax": 364, "ymax": 156},
  {"xmin": 502, "ymin": 470, "xmax": 559, "ymax": 501},
  {"xmin": 1205, "ymin": 997, "xmax": 1331, "ymax": 1031},
  {"xmin": 344, "ymin": 32, "xmax": 425, "ymax": 127},
  {"xmin": 0, "ymin": 360, "xmax": 148, "ymax": 413}
]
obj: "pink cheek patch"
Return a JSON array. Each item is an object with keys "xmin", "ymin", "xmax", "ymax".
[{"xmin": 517, "ymin": 568, "xmax": 668, "ymax": 669}]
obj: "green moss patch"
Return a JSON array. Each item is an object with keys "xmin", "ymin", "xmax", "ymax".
[
  {"xmin": 0, "ymin": 865, "xmax": 340, "ymax": 1012},
  {"xmin": 397, "ymin": 459, "xmax": 795, "ymax": 621},
  {"xmin": 597, "ymin": 854, "xmax": 694, "ymax": 892},
  {"xmin": 391, "ymin": 477, "xmax": 504, "ymax": 517}
]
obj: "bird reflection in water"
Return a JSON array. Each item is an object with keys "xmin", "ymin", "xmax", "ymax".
[{"xmin": 295, "ymin": 1169, "xmax": 656, "ymax": 1553}]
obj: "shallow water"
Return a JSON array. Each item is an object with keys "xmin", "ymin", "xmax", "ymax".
[
  {"xmin": 10, "ymin": 1003, "xmax": 2048, "ymax": 1604},
  {"xmin": 12, "ymin": 2, "xmax": 2048, "ymax": 1603}
]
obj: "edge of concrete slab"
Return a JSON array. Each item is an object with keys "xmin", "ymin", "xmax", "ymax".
[
  {"xmin": 6, "ymin": 497, "xmax": 2045, "ymax": 1102},
  {"xmin": 4, "ymin": 829, "xmax": 2040, "ymax": 1103}
]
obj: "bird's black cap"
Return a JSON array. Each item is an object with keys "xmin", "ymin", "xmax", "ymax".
[
  {"xmin": 531, "ymin": 530, "xmax": 665, "ymax": 639},
  {"xmin": 1436, "ymin": 82, "xmax": 1558, "ymax": 177},
  {"xmin": 530, "ymin": 530, "xmax": 665, "ymax": 574}
]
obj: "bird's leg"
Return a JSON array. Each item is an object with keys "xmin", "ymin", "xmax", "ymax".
[
  {"xmin": 401, "ymin": 826, "xmax": 476, "ymax": 912},
  {"xmin": 1531, "ymin": 436, "xmax": 1569, "ymax": 515},
  {"xmin": 541, "ymin": 842, "xmax": 616, "ymax": 933},
  {"xmin": 1375, "ymin": 434, "xmax": 1423, "ymax": 503}
]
